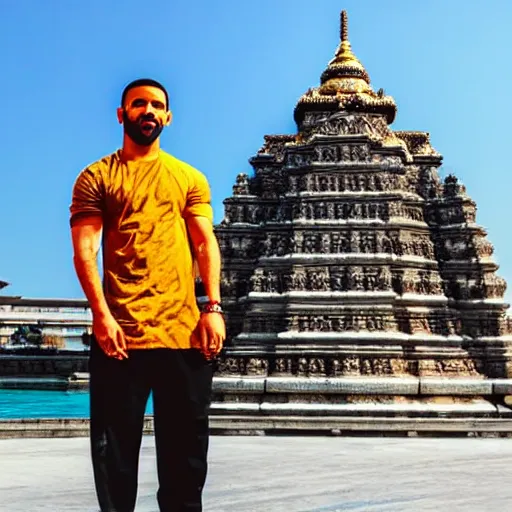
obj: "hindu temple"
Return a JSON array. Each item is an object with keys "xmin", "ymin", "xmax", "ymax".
[{"xmin": 213, "ymin": 10, "xmax": 512, "ymax": 383}]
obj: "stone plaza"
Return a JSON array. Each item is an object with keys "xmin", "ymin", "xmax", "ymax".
[{"xmin": 1, "ymin": 435, "xmax": 511, "ymax": 511}]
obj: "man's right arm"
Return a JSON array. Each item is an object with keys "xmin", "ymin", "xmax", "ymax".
[
  {"xmin": 70, "ymin": 216, "xmax": 110, "ymax": 319},
  {"xmin": 71, "ymin": 216, "xmax": 128, "ymax": 359},
  {"xmin": 70, "ymin": 166, "xmax": 128, "ymax": 358}
]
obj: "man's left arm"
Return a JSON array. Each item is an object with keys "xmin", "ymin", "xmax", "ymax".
[
  {"xmin": 183, "ymin": 167, "xmax": 225, "ymax": 358},
  {"xmin": 187, "ymin": 215, "xmax": 221, "ymax": 305},
  {"xmin": 186, "ymin": 215, "xmax": 226, "ymax": 358}
]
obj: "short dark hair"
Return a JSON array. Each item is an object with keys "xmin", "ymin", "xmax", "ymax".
[{"xmin": 121, "ymin": 78, "xmax": 169, "ymax": 109}]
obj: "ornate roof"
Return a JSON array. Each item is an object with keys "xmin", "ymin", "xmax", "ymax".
[{"xmin": 294, "ymin": 11, "xmax": 397, "ymax": 126}]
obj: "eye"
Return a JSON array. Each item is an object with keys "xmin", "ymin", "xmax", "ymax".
[
  {"xmin": 131, "ymin": 99, "xmax": 146, "ymax": 107},
  {"xmin": 152, "ymin": 101, "xmax": 165, "ymax": 110}
]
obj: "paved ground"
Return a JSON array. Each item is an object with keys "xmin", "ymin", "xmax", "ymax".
[{"xmin": 1, "ymin": 435, "xmax": 511, "ymax": 511}]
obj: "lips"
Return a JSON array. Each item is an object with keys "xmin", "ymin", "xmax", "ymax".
[{"xmin": 141, "ymin": 120, "xmax": 157, "ymax": 130}]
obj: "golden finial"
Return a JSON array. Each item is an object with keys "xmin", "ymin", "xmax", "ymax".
[
  {"xmin": 341, "ymin": 10, "xmax": 348, "ymax": 42},
  {"xmin": 322, "ymin": 9, "xmax": 371, "ymax": 92},
  {"xmin": 329, "ymin": 9, "xmax": 360, "ymax": 68},
  {"xmin": 295, "ymin": 8, "xmax": 397, "ymax": 126}
]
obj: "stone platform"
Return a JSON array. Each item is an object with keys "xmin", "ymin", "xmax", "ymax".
[{"xmin": 3, "ymin": 375, "xmax": 512, "ymax": 438}]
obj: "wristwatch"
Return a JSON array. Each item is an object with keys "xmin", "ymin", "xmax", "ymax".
[{"xmin": 200, "ymin": 301, "xmax": 223, "ymax": 314}]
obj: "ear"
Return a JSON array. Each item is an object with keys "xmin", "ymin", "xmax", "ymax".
[
  {"xmin": 164, "ymin": 110, "xmax": 173, "ymax": 127},
  {"xmin": 116, "ymin": 107, "xmax": 124, "ymax": 124}
]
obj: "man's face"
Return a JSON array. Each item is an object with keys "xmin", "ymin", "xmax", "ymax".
[{"xmin": 117, "ymin": 86, "xmax": 172, "ymax": 146}]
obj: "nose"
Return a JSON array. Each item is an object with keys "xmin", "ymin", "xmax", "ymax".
[{"xmin": 144, "ymin": 102, "xmax": 156, "ymax": 115}]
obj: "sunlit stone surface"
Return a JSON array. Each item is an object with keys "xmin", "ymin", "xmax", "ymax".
[{"xmin": 1, "ymin": 435, "xmax": 512, "ymax": 511}]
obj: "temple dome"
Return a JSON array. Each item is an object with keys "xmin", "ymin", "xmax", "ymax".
[{"xmin": 294, "ymin": 10, "xmax": 397, "ymax": 126}]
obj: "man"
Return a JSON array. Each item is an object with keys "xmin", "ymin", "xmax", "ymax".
[{"xmin": 70, "ymin": 78, "xmax": 225, "ymax": 512}]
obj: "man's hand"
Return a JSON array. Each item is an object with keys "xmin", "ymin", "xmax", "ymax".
[
  {"xmin": 93, "ymin": 312, "xmax": 128, "ymax": 360},
  {"xmin": 197, "ymin": 312, "xmax": 226, "ymax": 360}
]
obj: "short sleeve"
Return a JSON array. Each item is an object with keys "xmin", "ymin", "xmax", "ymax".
[
  {"xmin": 69, "ymin": 167, "xmax": 104, "ymax": 227},
  {"xmin": 182, "ymin": 169, "xmax": 214, "ymax": 222}
]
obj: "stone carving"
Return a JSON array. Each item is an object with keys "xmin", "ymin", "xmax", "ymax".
[
  {"xmin": 220, "ymin": 272, "xmax": 237, "ymax": 298},
  {"xmin": 268, "ymin": 265, "xmax": 397, "ymax": 293},
  {"xmin": 209, "ymin": 353, "xmax": 486, "ymax": 378},
  {"xmin": 376, "ymin": 267, "xmax": 393, "ymax": 290},
  {"xmin": 287, "ymin": 151, "xmax": 313, "ymax": 168},
  {"xmin": 258, "ymin": 230, "xmax": 438, "ymax": 257},
  {"xmin": 250, "ymin": 270, "xmax": 264, "ymax": 292},
  {"xmin": 224, "ymin": 236, "xmax": 258, "ymax": 259},
  {"xmin": 258, "ymin": 134, "xmax": 297, "ymax": 161},
  {"xmin": 418, "ymin": 166, "xmax": 442, "ymax": 199},
  {"xmin": 291, "ymin": 200, "xmax": 387, "ymax": 221},
  {"xmin": 312, "ymin": 143, "xmax": 370, "ymax": 163},
  {"xmin": 436, "ymin": 359, "xmax": 478, "ymax": 376},
  {"xmin": 293, "ymin": 172, "xmax": 403, "ymax": 193},
  {"xmin": 232, "ymin": 173, "xmax": 251, "ymax": 195},
  {"xmin": 394, "ymin": 270, "xmax": 444, "ymax": 296},
  {"xmin": 295, "ymin": 313, "xmax": 396, "ymax": 333},
  {"xmin": 369, "ymin": 358, "xmax": 393, "ymax": 376},
  {"xmin": 346, "ymin": 266, "xmax": 365, "ymax": 291},
  {"xmin": 304, "ymin": 113, "xmax": 386, "ymax": 140},
  {"xmin": 474, "ymin": 237, "xmax": 494, "ymax": 258},
  {"xmin": 483, "ymin": 275, "xmax": 507, "ymax": 298},
  {"xmin": 254, "ymin": 168, "xmax": 287, "ymax": 199},
  {"xmin": 397, "ymin": 234, "xmax": 435, "ymax": 259},
  {"xmin": 448, "ymin": 275, "xmax": 508, "ymax": 302},
  {"xmin": 388, "ymin": 204, "xmax": 425, "ymax": 222},
  {"xmin": 274, "ymin": 358, "xmax": 292, "ymax": 374},
  {"xmin": 443, "ymin": 174, "xmax": 467, "ymax": 198},
  {"xmin": 234, "ymin": 204, "xmax": 246, "ymax": 223},
  {"xmin": 216, "ymin": 357, "xmax": 242, "ymax": 375},
  {"xmin": 247, "ymin": 204, "xmax": 262, "ymax": 224},
  {"xmin": 295, "ymin": 357, "xmax": 327, "ymax": 376},
  {"xmin": 245, "ymin": 358, "xmax": 269, "ymax": 376},
  {"xmin": 260, "ymin": 271, "xmax": 280, "ymax": 293},
  {"xmin": 307, "ymin": 268, "xmax": 330, "ymax": 291},
  {"xmin": 292, "ymin": 270, "xmax": 308, "ymax": 291},
  {"xmin": 463, "ymin": 205, "xmax": 477, "ymax": 223},
  {"xmin": 342, "ymin": 356, "xmax": 361, "ymax": 375},
  {"xmin": 437, "ymin": 236, "xmax": 474, "ymax": 261},
  {"xmin": 435, "ymin": 205, "xmax": 476, "ymax": 226}
]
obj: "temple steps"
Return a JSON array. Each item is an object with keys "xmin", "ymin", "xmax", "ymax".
[
  {"xmin": 3, "ymin": 413, "xmax": 512, "ymax": 439},
  {"xmin": 2, "ymin": 375, "xmax": 512, "ymax": 438}
]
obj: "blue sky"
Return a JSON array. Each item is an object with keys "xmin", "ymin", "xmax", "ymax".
[{"xmin": 0, "ymin": 0, "xmax": 511, "ymax": 301}]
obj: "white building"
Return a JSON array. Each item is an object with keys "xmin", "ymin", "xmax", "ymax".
[{"xmin": 0, "ymin": 282, "xmax": 92, "ymax": 350}]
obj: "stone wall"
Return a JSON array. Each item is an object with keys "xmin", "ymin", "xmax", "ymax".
[{"xmin": 0, "ymin": 354, "xmax": 88, "ymax": 377}]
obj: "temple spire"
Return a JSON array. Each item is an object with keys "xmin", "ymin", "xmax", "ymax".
[
  {"xmin": 294, "ymin": 9, "xmax": 397, "ymax": 125},
  {"xmin": 330, "ymin": 9, "xmax": 360, "ymax": 67},
  {"xmin": 341, "ymin": 10, "xmax": 348, "ymax": 42}
]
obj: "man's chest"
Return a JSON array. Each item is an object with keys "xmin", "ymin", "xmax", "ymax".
[{"xmin": 104, "ymin": 166, "xmax": 188, "ymax": 222}]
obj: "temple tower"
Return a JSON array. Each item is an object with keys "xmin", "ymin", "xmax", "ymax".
[{"xmin": 214, "ymin": 11, "xmax": 512, "ymax": 380}]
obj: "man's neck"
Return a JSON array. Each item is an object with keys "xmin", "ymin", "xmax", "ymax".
[{"xmin": 121, "ymin": 136, "xmax": 161, "ymax": 162}]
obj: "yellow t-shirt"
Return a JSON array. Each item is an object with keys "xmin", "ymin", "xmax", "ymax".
[{"xmin": 69, "ymin": 149, "xmax": 213, "ymax": 350}]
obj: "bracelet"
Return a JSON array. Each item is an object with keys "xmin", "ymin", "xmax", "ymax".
[{"xmin": 200, "ymin": 301, "xmax": 223, "ymax": 314}]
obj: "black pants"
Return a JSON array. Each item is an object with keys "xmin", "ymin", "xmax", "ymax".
[{"xmin": 89, "ymin": 339, "xmax": 213, "ymax": 512}]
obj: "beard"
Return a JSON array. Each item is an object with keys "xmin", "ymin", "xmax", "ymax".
[{"xmin": 122, "ymin": 111, "xmax": 164, "ymax": 146}]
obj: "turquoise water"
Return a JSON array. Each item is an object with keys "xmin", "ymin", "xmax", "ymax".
[{"xmin": 0, "ymin": 390, "xmax": 154, "ymax": 419}]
